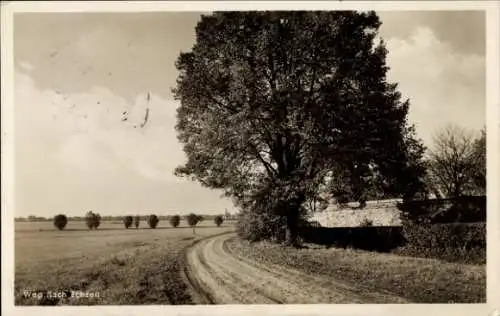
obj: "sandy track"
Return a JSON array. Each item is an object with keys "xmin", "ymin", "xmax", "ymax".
[{"xmin": 185, "ymin": 233, "xmax": 409, "ymax": 304}]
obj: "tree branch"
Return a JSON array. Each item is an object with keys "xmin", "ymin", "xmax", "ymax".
[{"xmin": 248, "ymin": 142, "xmax": 279, "ymax": 178}]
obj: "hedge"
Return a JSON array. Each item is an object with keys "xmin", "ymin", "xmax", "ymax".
[
  {"xmin": 299, "ymin": 226, "xmax": 405, "ymax": 252},
  {"xmin": 300, "ymin": 222, "xmax": 485, "ymax": 264},
  {"xmin": 396, "ymin": 222, "xmax": 486, "ymax": 264},
  {"xmin": 398, "ymin": 195, "xmax": 486, "ymax": 223}
]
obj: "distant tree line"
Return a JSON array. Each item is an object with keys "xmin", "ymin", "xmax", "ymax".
[
  {"xmin": 16, "ymin": 215, "xmax": 52, "ymax": 222},
  {"xmin": 41, "ymin": 211, "xmax": 226, "ymax": 232},
  {"xmin": 17, "ymin": 213, "xmax": 233, "ymax": 223}
]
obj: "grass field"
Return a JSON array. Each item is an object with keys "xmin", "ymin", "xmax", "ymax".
[
  {"xmin": 15, "ymin": 219, "xmax": 237, "ymax": 232},
  {"xmin": 15, "ymin": 220, "xmax": 235, "ymax": 305}
]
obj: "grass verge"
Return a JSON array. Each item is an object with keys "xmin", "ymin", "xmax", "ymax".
[{"xmin": 226, "ymin": 238, "xmax": 486, "ymax": 303}]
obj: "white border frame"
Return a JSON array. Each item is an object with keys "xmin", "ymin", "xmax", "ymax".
[{"xmin": 2, "ymin": 1, "xmax": 499, "ymax": 316}]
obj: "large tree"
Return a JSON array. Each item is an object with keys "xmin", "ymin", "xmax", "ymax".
[
  {"xmin": 428, "ymin": 124, "xmax": 485, "ymax": 198},
  {"xmin": 173, "ymin": 11, "xmax": 425, "ymax": 245}
]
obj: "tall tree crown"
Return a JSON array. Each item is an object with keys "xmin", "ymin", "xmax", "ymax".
[{"xmin": 173, "ymin": 11, "xmax": 425, "ymax": 211}]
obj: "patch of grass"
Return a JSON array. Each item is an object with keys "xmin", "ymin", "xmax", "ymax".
[
  {"xmin": 393, "ymin": 245, "xmax": 486, "ymax": 266},
  {"xmin": 15, "ymin": 224, "xmax": 235, "ymax": 305},
  {"xmin": 226, "ymin": 238, "xmax": 485, "ymax": 303}
]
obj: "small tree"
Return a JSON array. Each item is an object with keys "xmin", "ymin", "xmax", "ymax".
[
  {"xmin": 169, "ymin": 215, "xmax": 181, "ymax": 228},
  {"xmin": 147, "ymin": 214, "xmax": 159, "ymax": 229},
  {"xmin": 134, "ymin": 215, "xmax": 140, "ymax": 229},
  {"xmin": 85, "ymin": 211, "xmax": 101, "ymax": 230},
  {"xmin": 214, "ymin": 215, "xmax": 224, "ymax": 227},
  {"xmin": 123, "ymin": 216, "xmax": 133, "ymax": 229},
  {"xmin": 186, "ymin": 213, "xmax": 201, "ymax": 234},
  {"xmin": 53, "ymin": 214, "xmax": 68, "ymax": 230}
]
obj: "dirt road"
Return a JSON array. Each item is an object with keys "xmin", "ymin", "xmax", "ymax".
[{"xmin": 184, "ymin": 233, "xmax": 409, "ymax": 304}]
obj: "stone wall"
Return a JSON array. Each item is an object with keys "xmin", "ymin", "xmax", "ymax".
[{"xmin": 309, "ymin": 199, "xmax": 403, "ymax": 227}]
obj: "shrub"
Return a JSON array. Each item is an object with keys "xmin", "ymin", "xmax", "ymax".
[
  {"xmin": 397, "ymin": 197, "xmax": 486, "ymax": 264},
  {"xmin": 442, "ymin": 196, "xmax": 486, "ymax": 222},
  {"xmin": 85, "ymin": 211, "xmax": 101, "ymax": 230},
  {"xmin": 123, "ymin": 216, "xmax": 133, "ymax": 229},
  {"xmin": 134, "ymin": 215, "xmax": 140, "ymax": 228},
  {"xmin": 214, "ymin": 215, "xmax": 224, "ymax": 227},
  {"xmin": 236, "ymin": 207, "xmax": 287, "ymax": 243},
  {"xmin": 147, "ymin": 214, "xmax": 159, "ymax": 229},
  {"xmin": 169, "ymin": 215, "xmax": 181, "ymax": 228},
  {"xmin": 397, "ymin": 222, "xmax": 485, "ymax": 264},
  {"xmin": 398, "ymin": 196, "xmax": 486, "ymax": 224},
  {"xmin": 53, "ymin": 214, "xmax": 68, "ymax": 230}
]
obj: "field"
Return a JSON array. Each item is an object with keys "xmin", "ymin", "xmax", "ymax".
[
  {"xmin": 15, "ymin": 220, "xmax": 485, "ymax": 305},
  {"xmin": 15, "ymin": 219, "xmax": 237, "ymax": 232},
  {"xmin": 15, "ymin": 220, "xmax": 235, "ymax": 305}
]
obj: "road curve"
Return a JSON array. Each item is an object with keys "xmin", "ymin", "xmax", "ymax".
[{"xmin": 184, "ymin": 233, "xmax": 409, "ymax": 304}]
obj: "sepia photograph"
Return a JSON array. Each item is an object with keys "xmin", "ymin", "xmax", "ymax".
[{"xmin": 1, "ymin": 1, "xmax": 499, "ymax": 315}]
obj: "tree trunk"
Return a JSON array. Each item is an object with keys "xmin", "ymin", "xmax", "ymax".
[
  {"xmin": 285, "ymin": 201, "xmax": 302, "ymax": 247},
  {"xmin": 452, "ymin": 181, "xmax": 462, "ymax": 198}
]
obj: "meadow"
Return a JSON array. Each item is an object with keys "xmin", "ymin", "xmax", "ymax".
[{"xmin": 15, "ymin": 220, "xmax": 235, "ymax": 305}]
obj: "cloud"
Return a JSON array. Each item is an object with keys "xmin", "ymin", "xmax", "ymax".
[
  {"xmin": 14, "ymin": 12, "xmax": 203, "ymax": 104},
  {"xmin": 15, "ymin": 68, "xmax": 186, "ymax": 181},
  {"xmin": 14, "ymin": 69, "xmax": 233, "ymax": 217},
  {"xmin": 378, "ymin": 11, "xmax": 485, "ymax": 56},
  {"xmin": 384, "ymin": 27, "xmax": 485, "ymax": 145}
]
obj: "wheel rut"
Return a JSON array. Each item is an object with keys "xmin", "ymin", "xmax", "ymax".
[{"xmin": 183, "ymin": 232, "xmax": 409, "ymax": 304}]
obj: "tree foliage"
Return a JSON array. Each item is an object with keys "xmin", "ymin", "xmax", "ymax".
[
  {"xmin": 173, "ymin": 11, "xmax": 426, "ymax": 245},
  {"xmin": 472, "ymin": 128, "xmax": 486, "ymax": 192},
  {"xmin": 85, "ymin": 211, "xmax": 101, "ymax": 230},
  {"xmin": 186, "ymin": 213, "xmax": 203, "ymax": 234},
  {"xmin": 134, "ymin": 215, "xmax": 140, "ymax": 229},
  {"xmin": 428, "ymin": 125, "xmax": 485, "ymax": 198},
  {"xmin": 123, "ymin": 216, "xmax": 133, "ymax": 229},
  {"xmin": 214, "ymin": 215, "xmax": 224, "ymax": 227},
  {"xmin": 170, "ymin": 215, "xmax": 181, "ymax": 228},
  {"xmin": 53, "ymin": 214, "xmax": 68, "ymax": 230},
  {"xmin": 147, "ymin": 214, "xmax": 159, "ymax": 229}
]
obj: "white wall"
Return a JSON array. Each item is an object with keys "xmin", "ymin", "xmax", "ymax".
[{"xmin": 309, "ymin": 199, "xmax": 403, "ymax": 227}]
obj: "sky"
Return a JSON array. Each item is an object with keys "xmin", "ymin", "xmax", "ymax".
[{"xmin": 12, "ymin": 11, "xmax": 486, "ymax": 218}]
